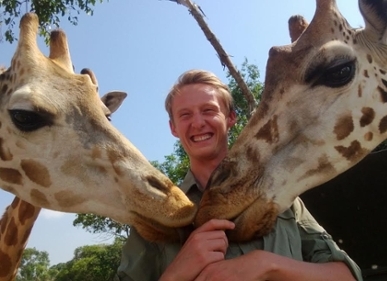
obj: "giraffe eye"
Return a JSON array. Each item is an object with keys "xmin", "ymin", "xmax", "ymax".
[
  {"xmin": 319, "ymin": 60, "xmax": 356, "ymax": 88},
  {"xmin": 9, "ymin": 110, "xmax": 50, "ymax": 132}
]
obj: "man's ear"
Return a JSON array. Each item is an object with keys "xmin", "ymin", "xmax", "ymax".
[
  {"xmin": 227, "ymin": 110, "xmax": 237, "ymax": 128},
  {"xmin": 169, "ymin": 119, "xmax": 179, "ymax": 137}
]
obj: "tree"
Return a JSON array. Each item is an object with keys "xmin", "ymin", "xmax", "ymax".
[
  {"xmin": 0, "ymin": 0, "xmax": 106, "ymax": 43},
  {"xmin": 16, "ymin": 248, "xmax": 50, "ymax": 281},
  {"xmin": 73, "ymin": 214, "xmax": 130, "ymax": 240},
  {"xmin": 52, "ymin": 238, "xmax": 124, "ymax": 281}
]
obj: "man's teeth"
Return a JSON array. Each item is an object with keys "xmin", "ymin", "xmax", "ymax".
[{"xmin": 193, "ymin": 134, "xmax": 211, "ymax": 142}]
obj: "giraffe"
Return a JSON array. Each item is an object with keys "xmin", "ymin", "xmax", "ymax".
[
  {"xmin": 0, "ymin": 12, "xmax": 197, "ymax": 244},
  {"xmin": 195, "ymin": 0, "xmax": 387, "ymax": 241},
  {"xmin": 0, "ymin": 66, "xmax": 127, "ymax": 281}
]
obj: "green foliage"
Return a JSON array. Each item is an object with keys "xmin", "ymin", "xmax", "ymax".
[
  {"xmin": 227, "ymin": 58, "xmax": 263, "ymax": 147},
  {"xmin": 52, "ymin": 238, "xmax": 124, "ymax": 281},
  {"xmin": 17, "ymin": 248, "xmax": 51, "ymax": 281},
  {"xmin": 73, "ymin": 214, "xmax": 130, "ymax": 239},
  {"xmin": 151, "ymin": 142, "xmax": 189, "ymax": 186},
  {"xmin": 0, "ymin": 0, "xmax": 106, "ymax": 43}
]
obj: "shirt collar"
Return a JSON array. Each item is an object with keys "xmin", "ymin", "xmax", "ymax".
[{"xmin": 180, "ymin": 169, "xmax": 199, "ymax": 194}]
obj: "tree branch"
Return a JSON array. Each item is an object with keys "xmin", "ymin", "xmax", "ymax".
[{"xmin": 174, "ymin": 0, "xmax": 257, "ymax": 116}]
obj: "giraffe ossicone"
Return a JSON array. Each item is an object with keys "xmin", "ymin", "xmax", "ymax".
[
  {"xmin": 195, "ymin": 0, "xmax": 387, "ymax": 241},
  {"xmin": 0, "ymin": 12, "xmax": 196, "ymax": 243}
]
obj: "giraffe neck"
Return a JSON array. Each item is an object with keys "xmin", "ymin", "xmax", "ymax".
[{"xmin": 0, "ymin": 197, "xmax": 41, "ymax": 281}]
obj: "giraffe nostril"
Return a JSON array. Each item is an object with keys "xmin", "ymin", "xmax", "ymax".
[{"xmin": 146, "ymin": 175, "xmax": 170, "ymax": 194}]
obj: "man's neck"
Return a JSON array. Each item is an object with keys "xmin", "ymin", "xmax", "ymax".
[{"xmin": 189, "ymin": 157, "xmax": 223, "ymax": 189}]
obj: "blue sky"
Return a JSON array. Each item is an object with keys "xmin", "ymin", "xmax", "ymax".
[{"xmin": 0, "ymin": 0, "xmax": 363, "ymax": 266}]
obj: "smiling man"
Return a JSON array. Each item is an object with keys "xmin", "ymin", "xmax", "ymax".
[{"xmin": 115, "ymin": 69, "xmax": 362, "ymax": 281}]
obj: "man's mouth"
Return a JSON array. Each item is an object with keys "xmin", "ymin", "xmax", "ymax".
[{"xmin": 192, "ymin": 133, "xmax": 213, "ymax": 142}]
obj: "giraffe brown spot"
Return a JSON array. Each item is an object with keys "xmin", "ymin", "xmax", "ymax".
[
  {"xmin": 379, "ymin": 115, "xmax": 387, "ymax": 134},
  {"xmin": 21, "ymin": 159, "xmax": 52, "ymax": 187},
  {"xmin": 359, "ymin": 107, "xmax": 375, "ymax": 127},
  {"xmin": 246, "ymin": 146, "xmax": 259, "ymax": 163},
  {"xmin": 378, "ymin": 86, "xmax": 387, "ymax": 103},
  {"xmin": 0, "ymin": 168, "xmax": 22, "ymax": 185},
  {"xmin": 3, "ymin": 217, "xmax": 18, "ymax": 246},
  {"xmin": 299, "ymin": 155, "xmax": 335, "ymax": 181},
  {"xmin": 0, "ymin": 84, "xmax": 7, "ymax": 95},
  {"xmin": 334, "ymin": 115, "xmax": 354, "ymax": 140},
  {"xmin": 364, "ymin": 132, "xmax": 373, "ymax": 141},
  {"xmin": 353, "ymin": 38, "xmax": 357, "ymax": 44},
  {"xmin": 363, "ymin": 70, "xmax": 369, "ymax": 78},
  {"xmin": 380, "ymin": 69, "xmax": 386, "ymax": 75},
  {"xmin": 335, "ymin": 140, "xmax": 365, "ymax": 162},
  {"xmin": 10, "ymin": 197, "xmax": 20, "ymax": 209},
  {"xmin": 0, "ymin": 138, "xmax": 13, "ymax": 161},
  {"xmin": 18, "ymin": 200, "xmax": 36, "ymax": 225},
  {"xmin": 0, "ymin": 250, "xmax": 12, "ymax": 277},
  {"xmin": 254, "ymin": 115, "xmax": 279, "ymax": 144},
  {"xmin": 30, "ymin": 189, "xmax": 49, "ymax": 207},
  {"xmin": 54, "ymin": 190, "xmax": 86, "ymax": 208},
  {"xmin": 0, "ymin": 211, "xmax": 8, "ymax": 234},
  {"xmin": 367, "ymin": 54, "xmax": 373, "ymax": 64},
  {"xmin": 382, "ymin": 79, "xmax": 387, "ymax": 89},
  {"xmin": 21, "ymin": 227, "xmax": 33, "ymax": 247}
]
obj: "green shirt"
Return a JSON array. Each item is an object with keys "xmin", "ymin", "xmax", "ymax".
[{"xmin": 116, "ymin": 171, "xmax": 363, "ymax": 281}]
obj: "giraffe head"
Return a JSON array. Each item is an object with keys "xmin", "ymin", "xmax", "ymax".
[
  {"xmin": 0, "ymin": 13, "xmax": 196, "ymax": 242},
  {"xmin": 195, "ymin": 0, "xmax": 387, "ymax": 241},
  {"xmin": 0, "ymin": 74, "xmax": 128, "ymax": 280}
]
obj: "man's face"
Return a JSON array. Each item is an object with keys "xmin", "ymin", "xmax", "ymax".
[{"xmin": 169, "ymin": 83, "xmax": 236, "ymax": 162}]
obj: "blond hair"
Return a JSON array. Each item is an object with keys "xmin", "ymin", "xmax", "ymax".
[{"xmin": 165, "ymin": 69, "xmax": 234, "ymax": 120}]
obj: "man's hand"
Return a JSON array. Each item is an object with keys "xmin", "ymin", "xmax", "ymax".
[{"xmin": 159, "ymin": 219, "xmax": 235, "ymax": 281}]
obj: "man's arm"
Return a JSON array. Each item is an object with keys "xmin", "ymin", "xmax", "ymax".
[{"xmin": 195, "ymin": 250, "xmax": 356, "ymax": 281}]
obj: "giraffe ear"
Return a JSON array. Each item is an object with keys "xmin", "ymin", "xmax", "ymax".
[
  {"xmin": 359, "ymin": 0, "xmax": 387, "ymax": 43},
  {"xmin": 100, "ymin": 91, "xmax": 128, "ymax": 114}
]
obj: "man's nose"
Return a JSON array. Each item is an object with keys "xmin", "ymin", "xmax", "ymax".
[{"xmin": 191, "ymin": 113, "xmax": 205, "ymax": 128}]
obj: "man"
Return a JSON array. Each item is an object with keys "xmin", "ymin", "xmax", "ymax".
[{"xmin": 116, "ymin": 69, "xmax": 362, "ymax": 280}]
